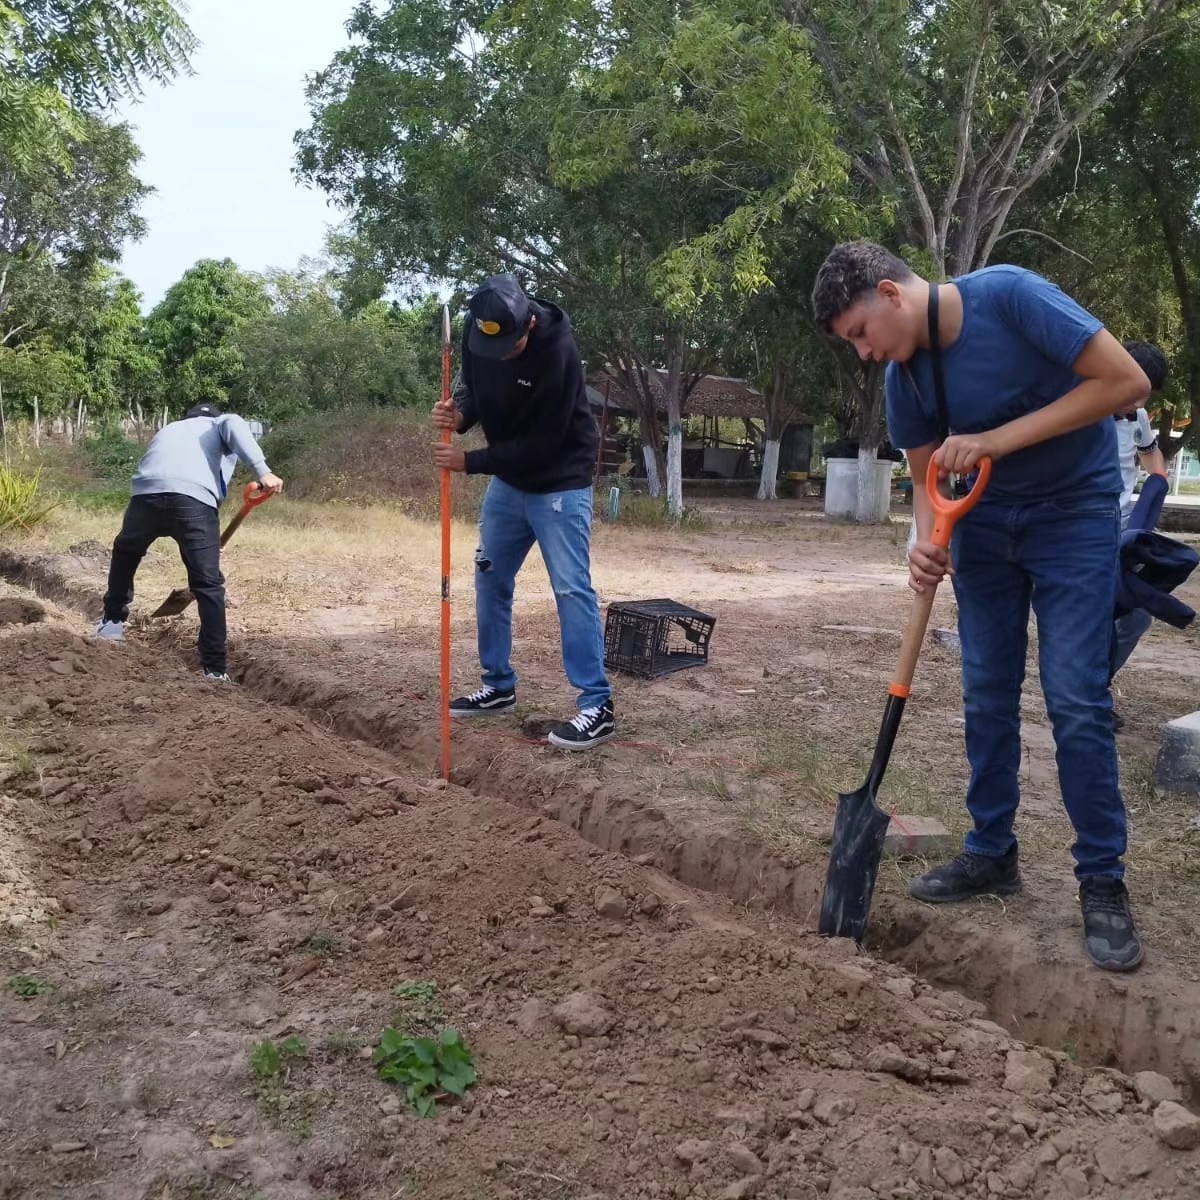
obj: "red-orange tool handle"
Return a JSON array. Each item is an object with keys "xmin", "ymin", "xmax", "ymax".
[
  {"xmin": 439, "ymin": 306, "xmax": 453, "ymax": 781},
  {"xmin": 925, "ymin": 454, "xmax": 992, "ymax": 547},
  {"xmin": 242, "ymin": 481, "xmax": 274, "ymax": 511},
  {"xmin": 889, "ymin": 455, "xmax": 991, "ymax": 697}
]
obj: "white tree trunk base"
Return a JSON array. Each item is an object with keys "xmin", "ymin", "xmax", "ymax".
[{"xmin": 757, "ymin": 438, "xmax": 781, "ymax": 500}]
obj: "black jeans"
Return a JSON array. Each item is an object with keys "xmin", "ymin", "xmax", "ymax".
[{"xmin": 104, "ymin": 493, "xmax": 226, "ymax": 673}]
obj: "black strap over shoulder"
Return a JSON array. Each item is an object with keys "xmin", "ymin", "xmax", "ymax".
[{"xmin": 928, "ymin": 284, "xmax": 950, "ymax": 443}]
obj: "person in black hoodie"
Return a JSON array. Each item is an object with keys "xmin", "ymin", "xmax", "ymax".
[{"xmin": 432, "ymin": 274, "xmax": 615, "ymax": 749}]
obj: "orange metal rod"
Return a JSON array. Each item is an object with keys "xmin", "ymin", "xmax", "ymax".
[{"xmin": 440, "ymin": 305, "xmax": 452, "ymax": 781}]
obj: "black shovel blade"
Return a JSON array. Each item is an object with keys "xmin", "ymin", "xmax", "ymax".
[
  {"xmin": 817, "ymin": 784, "xmax": 891, "ymax": 941},
  {"xmin": 150, "ymin": 587, "xmax": 195, "ymax": 618}
]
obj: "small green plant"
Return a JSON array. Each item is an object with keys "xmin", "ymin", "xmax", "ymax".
[
  {"xmin": 8, "ymin": 973, "xmax": 49, "ymax": 999},
  {"xmin": 249, "ymin": 1035, "xmax": 307, "ymax": 1079},
  {"xmin": 0, "ymin": 465, "xmax": 56, "ymax": 533},
  {"xmin": 373, "ymin": 1026, "xmax": 477, "ymax": 1117}
]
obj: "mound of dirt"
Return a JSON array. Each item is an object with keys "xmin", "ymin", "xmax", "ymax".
[
  {"xmin": 1, "ymin": 606, "xmax": 1198, "ymax": 1199},
  {"xmin": 0, "ymin": 597, "xmax": 46, "ymax": 626}
]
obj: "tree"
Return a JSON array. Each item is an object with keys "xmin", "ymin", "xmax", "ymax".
[
  {"xmin": 146, "ymin": 259, "xmax": 270, "ymax": 412},
  {"xmin": 1, "ymin": 0, "xmax": 195, "ymax": 167},
  {"xmin": 1014, "ymin": 25, "xmax": 1200, "ymax": 457},
  {"xmin": 788, "ymin": 0, "xmax": 1188, "ymax": 276},
  {"xmin": 298, "ymin": 0, "xmax": 846, "ymax": 518},
  {"xmin": 71, "ymin": 271, "xmax": 159, "ymax": 420},
  {"xmin": 0, "ymin": 114, "xmax": 150, "ymax": 346},
  {"xmin": 235, "ymin": 263, "xmax": 429, "ymax": 421}
]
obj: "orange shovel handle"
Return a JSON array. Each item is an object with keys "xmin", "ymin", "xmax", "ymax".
[
  {"xmin": 925, "ymin": 454, "xmax": 992, "ymax": 548},
  {"xmin": 888, "ymin": 454, "xmax": 992, "ymax": 699}
]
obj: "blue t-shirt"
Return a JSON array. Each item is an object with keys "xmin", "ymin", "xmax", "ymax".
[{"xmin": 886, "ymin": 265, "xmax": 1121, "ymax": 504}]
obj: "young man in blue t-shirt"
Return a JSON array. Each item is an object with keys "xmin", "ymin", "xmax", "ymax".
[{"xmin": 812, "ymin": 242, "xmax": 1150, "ymax": 972}]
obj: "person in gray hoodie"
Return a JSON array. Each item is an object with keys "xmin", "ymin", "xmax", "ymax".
[{"xmin": 94, "ymin": 402, "xmax": 283, "ymax": 680}]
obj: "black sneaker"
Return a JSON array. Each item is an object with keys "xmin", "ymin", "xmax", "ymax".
[
  {"xmin": 547, "ymin": 702, "xmax": 615, "ymax": 751},
  {"xmin": 449, "ymin": 685, "xmax": 516, "ymax": 718},
  {"xmin": 910, "ymin": 846, "xmax": 1022, "ymax": 903},
  {"xmin": 1079, "ymin": 877, "xmax": 1144, "ymax": 972}
]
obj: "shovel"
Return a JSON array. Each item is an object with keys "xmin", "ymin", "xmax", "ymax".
[
  {"xmin": 817, "ymin": 453, "xmax": 991, "ymax": 942},
  {"xmin": 150, "ymin": 482, "xmax": 273, "ymax": 618}
]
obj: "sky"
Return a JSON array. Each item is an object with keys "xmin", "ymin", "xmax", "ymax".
[{"xmin": 116, "ymin": 0, "xmax": 358, "ymax": 309}]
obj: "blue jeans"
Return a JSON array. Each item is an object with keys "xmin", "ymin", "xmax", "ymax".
[
  {"xmin": 474, "ymin": 479, "xmax": 611, "ymax": 711},
  {"xmin": 951, "ymin": 497, "xmax": 1126, "ymax": 880}
]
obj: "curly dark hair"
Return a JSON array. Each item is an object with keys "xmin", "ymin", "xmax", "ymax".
[
  {"xmin": 1122, "ymin": 340, "xmax": 1168, "ymax": 391},
  {"xmin": 811, "ymin": 241, "xmax": 916, "ymax": 333}
]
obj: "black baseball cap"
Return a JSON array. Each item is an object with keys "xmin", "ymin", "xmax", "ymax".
[
  {"xmin": 185, "ymin": 403, "xmax": 222, "ymax": 419},
  {"xmin": 467, "ymin": 274, "xmax": 533, "ymax": 359}
]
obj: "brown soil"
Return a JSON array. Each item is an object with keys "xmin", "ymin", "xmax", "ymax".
[{"xmin": 2, "ymin": 506, "xmax": 1200, "ymax": 1199}]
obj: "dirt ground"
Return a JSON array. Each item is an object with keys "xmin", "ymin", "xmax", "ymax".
[{"xmin": 3, "ymin": 494, "xmax": 1200, "ymax": 1199}]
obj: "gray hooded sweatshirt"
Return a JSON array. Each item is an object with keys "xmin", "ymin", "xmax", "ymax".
[{"xmin": 131, "ymin": 415, "xmax": 270, "ymax": 509}]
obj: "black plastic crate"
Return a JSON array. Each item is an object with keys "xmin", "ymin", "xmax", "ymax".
[{"xmin": 604, "ymin": 599, "xmax": 716, "ymax": 678}]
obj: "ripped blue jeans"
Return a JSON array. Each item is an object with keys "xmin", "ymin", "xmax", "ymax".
[{"xmin": 474, "ymin": 478, "xmax": 611, "ymax": 711}]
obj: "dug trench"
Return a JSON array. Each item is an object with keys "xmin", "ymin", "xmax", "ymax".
[
  {"xmin": 0, "ymin": 554, "xmax": 1198, "ymax": 1197},
  {"xmin": 4, "ymin": 546, "xmax": 1197, "ymax": 1101}
]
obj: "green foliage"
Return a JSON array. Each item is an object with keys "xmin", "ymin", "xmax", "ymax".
[
  {"xmin": 235, "ymin": 263, "xmax": 431, "ymax": 421},
  {"xmin": 146, "ymin": 258, "xmax": 270, "ymax": 410},
  {"xmin": 0, "ymin": 0, "xmax": 196, "ymax": 168},
  {"xmin": 249, "ymin": 1035, "xmax": 308, "ymax": 1080},
  {"xmin": 0, "ymin": 115, "xmax": 151, "ymax": 351},
  {"xmin": 0, "ymin": 464, "xmax": 56, "ymax": 532},
  {"xmin": 7, "ymin": 973, "xmax": 50, "ymax": 999},
  {"xmin": 0, "ymin": 337, "xmax": 87, "ymax": 421},
  {"xmin": 81, "ymin": 428, "xmax": 142, "ymax": 483},
  {"xmin": 372, "ymin": 1026, "xmax": 476, "ymax": 1117}
]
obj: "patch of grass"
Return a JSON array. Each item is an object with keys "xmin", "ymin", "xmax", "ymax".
[
  {"xmin": 7, "ymin": 973, "xmax": 50, "ymax": 999},
  {"xmin": 321, "ymin": 1029, "xmax": 363, "ymax": 1058},
  {"xmin": 122, "ymin": 893, "xmax": 152, "ymax": 916},
  {"xmin": 391, "ymin": 979, "xmax": 446, "ymax": 1034},
  {"xmin": 81, "ymin": 428, "xmax": 143, "ymax": 484},
  {"xmin": 1, "ymin": 737, "xmax": 37, "ymax": 781},
  {"xmin": 0, "ymin": 465, "xmax": 56, "ymax": 532},
  {"xmin": 303, "ymin": 930, "xmax": 347, "ymax": 958},
  {"xmin": 373, "ymin": 1026, "xmax": 477, "ymax": 1118},
  {"xmin": 609, "ymin": 490, "xmax": 711, "ymax": 531}
]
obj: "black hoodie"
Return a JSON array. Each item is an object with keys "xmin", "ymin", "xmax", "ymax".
[{"xmin": 457, "ymin": 299, "xmax": 598, "ymax": 493}]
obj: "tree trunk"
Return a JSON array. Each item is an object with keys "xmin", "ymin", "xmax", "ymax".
[
  {"xmin": 32, "ymin": 395, "xmax": 40, "ymax": 447},
  {"xmin": 757, "ymin": 439, "xmax": 781, "ymax": 500},
  {"xmin": 663, "ymin": 326, "xmax": 687, "ymax": 521},
  {"xmin": 853, "ymin": 363, "xmax": 888, "ymax": 522},
  {"xmin": 666, "ymin": 419, "xmax": 683, "ymax": 517},
  {"xmin": 642, "ymin": 443, "xmax": 662, "ymax": 496},
  {"xmin": 759, "ymin": 359, "xmax": 791, "ymax": 502}
]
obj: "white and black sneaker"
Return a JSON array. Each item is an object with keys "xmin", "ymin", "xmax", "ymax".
[
  {"xmin": 547, "ymin": 702, "xmax": 616, "ymax": 751},
  {"xmin": 449, "ymin": 685, "xmax": 516, "ymax": 718}
]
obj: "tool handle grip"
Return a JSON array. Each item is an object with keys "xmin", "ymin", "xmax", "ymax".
[
  {"xmin": 926, "ymin": 454, "xmax": 991, "ymax": 548},
  {"xmin": 889, "ymin": 455, "xmax": 991, "ymax": 696}
]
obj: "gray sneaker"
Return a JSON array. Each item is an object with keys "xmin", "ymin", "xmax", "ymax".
[
  {"xmin": 94, "ymin": 619, "xmax": 125, "ymax": 642},
  {"xmin": 204, "ymin": 670, "xmax": 233, "ymax": 683}
]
